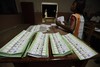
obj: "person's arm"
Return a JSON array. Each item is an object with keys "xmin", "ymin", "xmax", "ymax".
[{"xmin": 56, "ymin": 20, "xmax": 73, "ymax": 33}]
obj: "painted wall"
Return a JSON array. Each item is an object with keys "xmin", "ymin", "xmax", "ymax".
[
  {"xmin": 15, "ymin": 0, "xmax": 74, "ymax": 13},
  {"xmin": 85, "ymin": 0, "xmax": 100, "ymax": 14},
  {"xmin": 15, "ymin": 0, "xmax": 100, "ymax": 14}
]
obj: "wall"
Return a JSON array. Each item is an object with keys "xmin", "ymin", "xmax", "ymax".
[
  {"xmin": 0, "ymin": 14, "xmax": 24, "ymax": 31},
  {"xmin": 15, "ymin": 0, "xmax": 74, "ymax": 13},
  {"xmin": 85, "ymin": 0, "xmax": 100, "ymax": 15},
  {"xmin": 15, "ymin": 0, "xmax": 100, "ymax": 24},
  {"xmin": 15, "ymin": 0, "xmax": 100, "ymax": 13},
  {"xmin": 15, "ymin": 0, "xmax": 74, "ymax": 24}
]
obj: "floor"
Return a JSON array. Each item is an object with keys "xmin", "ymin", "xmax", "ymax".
[{"xmin": 0, "ymin": 59, "xmax": 100, "ymax": 67}]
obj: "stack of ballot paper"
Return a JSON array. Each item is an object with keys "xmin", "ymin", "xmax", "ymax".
[
  {"xmin": 26, "ymin": 25, "xmax": 34, "ymax": 31},
  {"xmin": 49, "ymin": 32, "xmax": 72, "ymax": 57},
  {"xmin": 26, "ymin": 24, "xmax": 50, "ymax": 33},
  {"xmin": 39, "ymin": 24, "xmax": 50, "ymax": 32},
  {"xmin": 62, "ymin": 33, "xmax": 98, "ymax": 60},
  {"xmin": 0, "ymin": 30, "xmax": 35, "ymax": 57},
  {"xmin": 27, "ymin": 32, "xmax": 49, "ymax": 58},
  {"xmin": 0, "ymin": 24, "xmax": 98, "ymax": 60},
  {"xmin": 26, "ymin": 25, "xmax": 40, "ymax": 32}
]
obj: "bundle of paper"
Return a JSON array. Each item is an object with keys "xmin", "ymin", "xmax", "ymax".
[
  {"xmin": 49, "ymin": 32, "xmax": 72, "ymax": 57},
  {"xmin": 0, "ymin": 30, "xmax": 34, "ymax": 57},
  {"xmin": 27, "ymin": 32, "xmax": 49, "ymax": 58},
  {"xmin": 26, "ymin": 25, "xmax": 34, "ymax": 32},
  {"xmin": 39, "ymin": 24, "xmax": 50, "ymax": 32},
  {"xmin": 26, "ymin": 24, "xmax": 50, "ymax": 33},
  {"xmin": 27, "ymin": 25, "xmax": 40, "ymax": 32},
  {"xmin": 62, "ymin": 33, "xmax": 98, "ymax": 60}
]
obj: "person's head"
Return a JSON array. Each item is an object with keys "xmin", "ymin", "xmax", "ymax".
[{"xmin": 70, "ymin": 0, "xmax": 85, "ymax": 14}]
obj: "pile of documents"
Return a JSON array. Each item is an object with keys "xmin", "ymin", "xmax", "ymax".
[
  {"xmin": 62, "ymin": 33, "xmax": 98, "ymax": 60},
  {"xmin": 49, "ymin": 32, "xmax": 72, "ymax": 57},
  {"xmin": 0, "ymin": 30, "xmax": 35, "ymax": 57},
  {"xmin": 27, "ymin": 32, "xmax": 49, "ymax": 58},
  {"xmin": 0, "ymin": 25, "xmax": 98, "ymax": 60},
  {"xmin": 26, "ymin": 24, "xmax": 50, "ymax": 32}
]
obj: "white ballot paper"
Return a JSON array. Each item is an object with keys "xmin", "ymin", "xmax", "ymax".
[
  {"xmin": 27, "ymin": 32, "xmax": 49, "ymax": 58},
  {"xmin": 27, "ymin": 24, "xmax": 50, "ymax": 33},
  {"xmin": 49, "ymin": 32, "xmax": 72, "ymax": 57},
  {"xmin": 0, "ymin": 30, "xmax": 35, "ymax": 57},
  {"xmin": 62, "ymin": 33, "xmax": 98, "ymax": 60}
]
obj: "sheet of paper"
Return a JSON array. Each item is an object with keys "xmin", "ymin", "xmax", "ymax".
[
  {"xmin": 95, "ymin": 27, "xmax": 100, "ymax": 32},
  {"xmin": 57, "ymin": 16, "xmax": 65, "ymax": 25},
  {"xmin": 51, "ymin": 23, "xmax": 57, "ymax": 26},
  {"xmin": 26, "ymin": 25, "xmax": 34, "ymax": 32},
  {"xmin": 57, "ymin": 16, "xmax": 64, "ymax": 22}
]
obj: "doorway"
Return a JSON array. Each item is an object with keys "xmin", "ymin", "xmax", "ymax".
[{"xmin": 41, "ymin": 2, "xmax": 58, "ymax": 23}]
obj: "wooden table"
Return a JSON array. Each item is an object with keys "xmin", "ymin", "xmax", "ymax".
[{"xmin": 0, "ymin": 24, "xmax": 97, "ymax": 67}]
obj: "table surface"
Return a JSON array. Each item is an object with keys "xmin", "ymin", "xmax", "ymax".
[{"xmin": 0, "ymin": 24, "xmax": 99, "ymax": 63}]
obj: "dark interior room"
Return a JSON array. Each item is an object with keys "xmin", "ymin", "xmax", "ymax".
[{"xmin": 0, "ymin": 0, "xmax": 100, "ymax": 67}]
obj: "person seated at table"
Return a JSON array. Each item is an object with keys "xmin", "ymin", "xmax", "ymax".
[{"xmin": 56, "ymin": 0, "xmax": 85, "ymax": 39}]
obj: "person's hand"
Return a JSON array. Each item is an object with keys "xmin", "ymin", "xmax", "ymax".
[
  {"xmin": 55, "ymin": 19, "xmax": 61, "ymax": 26},
  {"xmin": 63, "ymin": 21, "xmax": 67, "ymax": 25},
  {"xmin": 58, "ymin": 21, "xmax": 62, "ymax": 25}
]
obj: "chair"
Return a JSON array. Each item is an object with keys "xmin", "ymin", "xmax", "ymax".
[{"xmin": 83, "ymin": 21, "xmax": 96, "ymax": 45}]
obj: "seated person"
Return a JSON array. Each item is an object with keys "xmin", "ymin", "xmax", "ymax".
[{"xmin": 56, "ymin": 0, "xmax": 85, "ymax": 39}]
